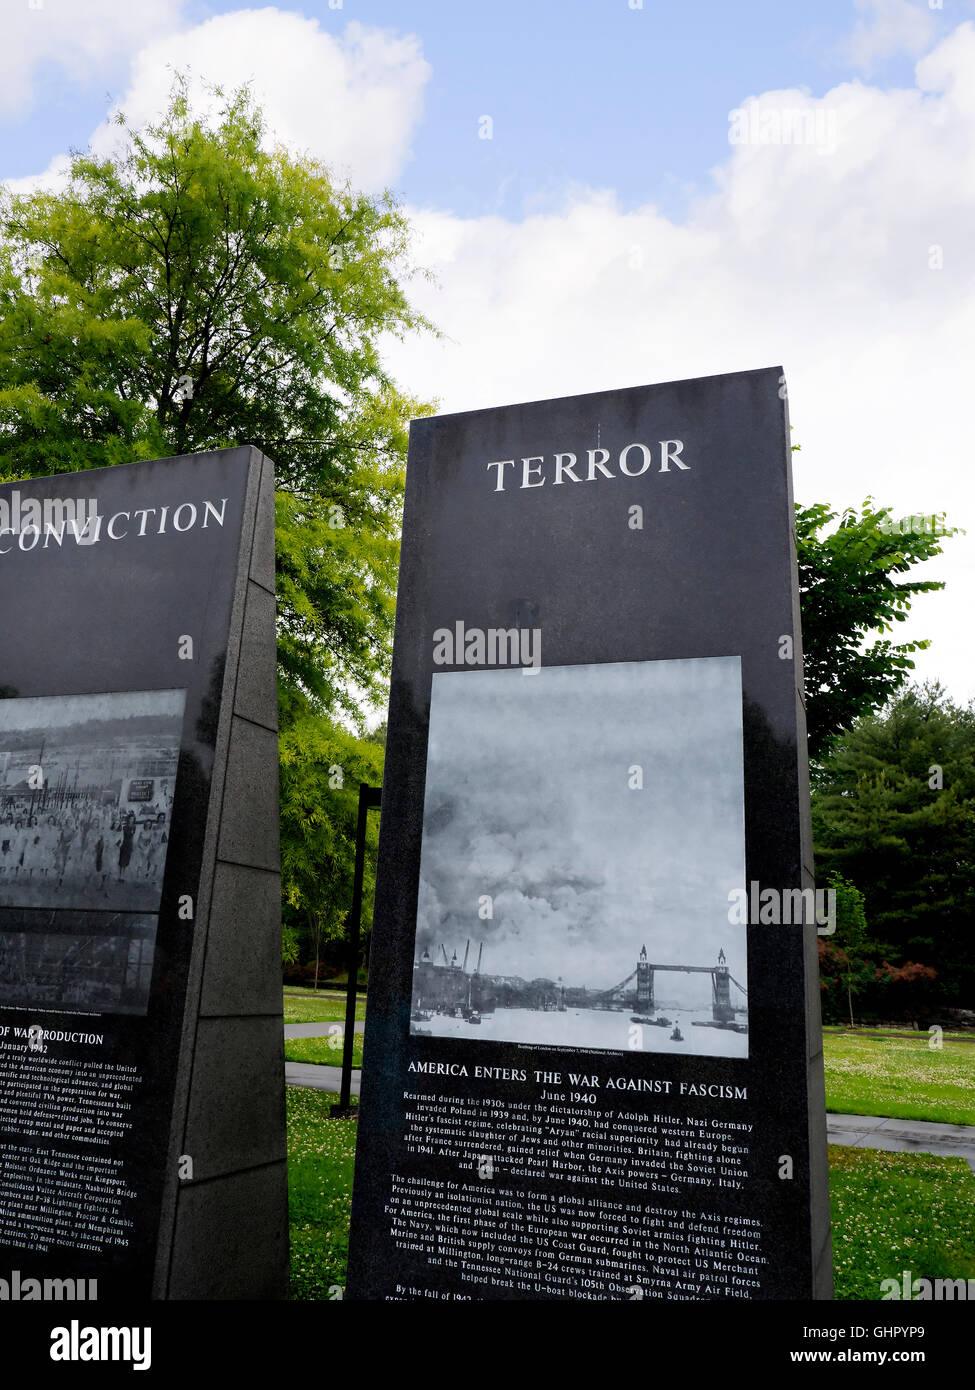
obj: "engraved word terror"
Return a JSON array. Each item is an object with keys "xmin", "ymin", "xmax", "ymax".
[{"xmin": 486, "ymin": 441, "xmax": 688, "ymax": 492}]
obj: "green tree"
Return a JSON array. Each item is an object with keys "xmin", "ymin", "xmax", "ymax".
[
  {"xmin": 3, "ymin": 78, "xmax": 963, "ymax": 978},
  {"xmin": 0, "ymin": 77, "xmax": 435, "ymax": 968},
  {"xmin": 813, "ymin": 683, "xmax": 975, "ymax": 1011},
  {"xmin": 279, "ymin": 709, "xmax": 384, "ymax": 988},
  {"xmin": 0, "ymin": 74, "xmax": 434, "ymax": 718},
  {"xmin": 795, "ymin": 500, "xmax": 960, "ymax": 761},
  {"xmin": 819, "ymin": 873, "xmax": 870, "ymax": 1026}
]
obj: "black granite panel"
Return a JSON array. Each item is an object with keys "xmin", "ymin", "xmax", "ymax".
[
  {"xmin": 0, "ymin": 447, "xmax": 286, "ymax": 1300},
  {"xmin": 166, "ymin": 1162, "xmax": 290, "ymax": 1300},
  {"xmin": 233, "ymin": 584, "xmax": 279, "ymax": 731},
  {"xmin": 181, "ymin": 1016, "xmax": 287, "ymax": 1179},
  {"xmin": 347, "ymin": 368, "xmax": 831, "ymax": 1302},
  {"xmin": 216, "ymin": 719, "xmax": 281, "ymax": 871},
  {"xmin": 199, "ymin": 863, "xmax": 283, "ymax": 1017},
  {"xmin": 249, "ymin": 456, "xmax": 277, "ymax": 595}
]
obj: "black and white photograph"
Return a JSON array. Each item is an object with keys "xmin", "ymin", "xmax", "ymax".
[
  {"xmin": 0, "ymin": 908, "xmax": 157, "ymax": 1016},
  {"xmin": 411, "ymin": 656, "xmax": 748, "ymax": 1058},
  {"xmin": 0, "ymin": 689, "xmax": 185, "ymax": 914}
]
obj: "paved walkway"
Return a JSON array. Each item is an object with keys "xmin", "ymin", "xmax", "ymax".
[
  {"xmin": 283, "ymin": 1017, "xmax": 364, "ymax": 1095},
  {"xmin": 827, "ymin": 1112, "xmax": 975, "ymax": 1174},
  {"xmin": 286, "ymin": 1061, "xmax": 360, "ymax": 1095},
  {"xmin": 284, "ymin": 1020, "xmax": 366, "ymax": 1039}
]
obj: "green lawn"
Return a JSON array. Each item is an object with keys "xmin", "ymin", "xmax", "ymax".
[
  {"xmin": 284, "ymin": 984, "xmax": 357, "ymax": 996},
  {"xmin": 824, "ymin": 1025, "xmax": 973, "ymax": 1042},
  {"xmin": 824, "ymin": 1032, "xmax": 975, "ymax": 1126},
  {"xmin": 285, "ymin": 1092, "xmax": 975, "ymax": 1300},
  {"xmin": 280, "ymin": 1026, "xmax": 972, "ymax": 1120},
  {"xmin": 283, "ymin": 1025, "xmax": 975, "ymax": 1299},
  {"xmin": 287, "ymin": 1086, "xmax": 358, "ymax": 1300},
  {"xmin": 830, "ymin": 1145, "xmax": 975, "ymax": 1299},
  {"xmin": 284, "ymin": 1033, "xmax": 365, "ymax": 1069},
  {"xmin": 283, "ymin": 991, "xmax": 368, "ymax": 1024}
]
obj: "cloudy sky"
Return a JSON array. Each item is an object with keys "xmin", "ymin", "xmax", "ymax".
[
  {"xmin": 416, "ymin": 658, "xmax": 746, "ymax": 991},
  {"xmin": 2, "ymin": 0, "xmax": 973, "ymax": 702},
  {"xmin": 0, "ymin": 687, "xmax": 184, "ymax": 734}
]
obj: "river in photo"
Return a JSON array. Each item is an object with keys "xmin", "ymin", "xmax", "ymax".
[{"xmin": 412, "ymin": 1004, "xmax": 749, "ymax": 1059}]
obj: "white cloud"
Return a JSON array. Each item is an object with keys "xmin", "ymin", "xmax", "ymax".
[
  {"xmin": 0, "ymin": 0, "xmax": 187, "ymax": 118},
  {"xmin": 839, "ymin": 0, "xmax": 937, "ymax": 73},
  {"xmin": 5, "ymin": 6, "xmax": 972, "ymax": 701},
  {"xmin": 384, "ymin": 26, "xmax": 975, "ymax": 703},
  {"xmin": 88, "ymin": 9, "xmax": 430, "ymax": 193},
  {"xmin": 4, "ymin": 153, "xmax": 72, "ymax": 198}
]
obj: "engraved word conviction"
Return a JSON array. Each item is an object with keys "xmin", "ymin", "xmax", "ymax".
[
  {"xmin": 486, "ymin": 441, "xmax": 688, "ymax": 492},
  {"xmin": 0, "ymin": 493, "xmax": 99, "ymax": 544},
  {"xmin": 0, "ymin": 498, "xmax": 228, "ymax": 555}
]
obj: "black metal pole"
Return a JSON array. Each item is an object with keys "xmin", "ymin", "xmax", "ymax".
[{"xmin": 331, "ymin": 783, "xmax": 381, "ymax": 1118}]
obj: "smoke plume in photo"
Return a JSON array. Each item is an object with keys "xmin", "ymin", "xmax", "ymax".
[{"xmin": 415, "ymin": 656, "xmax": 746, "ymax": 996}]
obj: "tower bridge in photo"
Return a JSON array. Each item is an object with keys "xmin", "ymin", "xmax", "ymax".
[
  {"xmin": 412, "ymin": 939, "xmax": 747, "ymax": 1030},
  {"xmin": 596, "ymin": 944, "xmax": 748, "ymax": 1027}
]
